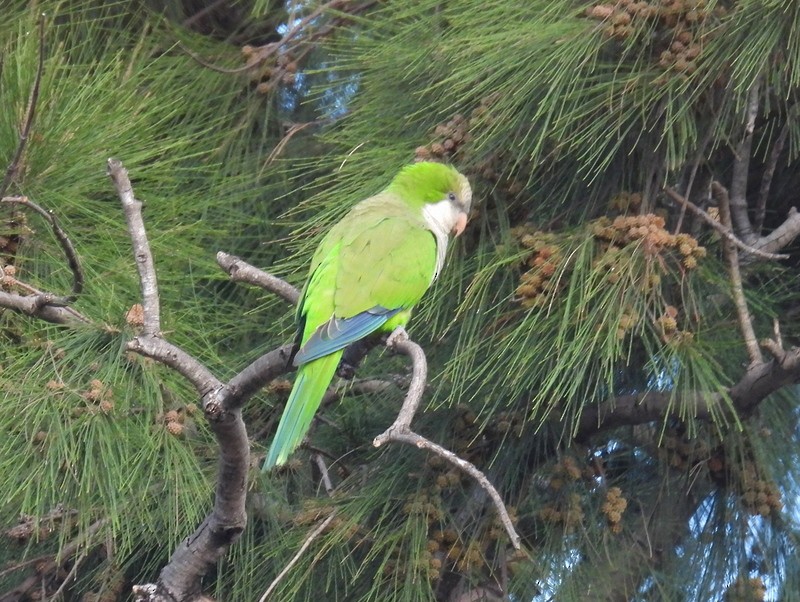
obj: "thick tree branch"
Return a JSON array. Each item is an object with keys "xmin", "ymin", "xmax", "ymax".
[
  {"xmin": 576, "ymin": 345, "xmax": 800, "ymax": 439},
  {"xmin": 727, "ymin": 81, "xmax": 760, "ymax": 244},
  {"xmin": 107, "ymin": 160, "xmax": 294, "ymax": 602},
  {"xmin": 109, "ymin": 159, "xmax": 520, "ymax": 597},
  {"xmin": 373, "ymin": 329, "xmax": 521, "ymax": 549},
  {"xmin": 218, "ymin": 344, "xmax": 295, "ymax": 411}
]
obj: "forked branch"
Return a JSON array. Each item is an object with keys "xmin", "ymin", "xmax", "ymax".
[
  {"xmin": 107, "ymin": 157, "xmax": 520, "ymax": 602},
  {"xmin": 373, "ymin": 329, "xmax": 522, "ymax": 550},
  {"xmin": 107, "ymin": 159, "xmax": 294, "ymax": 602},
  {"xmin": 663, "ymin": 187, "xmax": 788, "ymax": 261}
]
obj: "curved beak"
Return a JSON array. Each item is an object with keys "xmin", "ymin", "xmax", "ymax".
[{"xmin": 452, "ymin": 211, "xmax": 468, "ymax": 237}]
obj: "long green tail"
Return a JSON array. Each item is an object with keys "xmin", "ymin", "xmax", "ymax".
[{"xmin": 263, "ymin": 350, "xmax": 342, "ymax": 471}]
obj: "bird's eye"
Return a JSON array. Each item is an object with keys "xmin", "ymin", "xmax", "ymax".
[{"xmin": 447, "ymin": 192, "xmax": 457, "ymax": 202}]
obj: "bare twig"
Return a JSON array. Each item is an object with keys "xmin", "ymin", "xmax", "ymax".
[
  {"xmin": 0, "ymin": 289, "xmax": 89, "ymax": 325},
  {"xmin": 673, "ymin": 122, "xmax": 716, "ymax": 234},
  {"xmin": 664, "ymin": 187, "xmax": 788, "ymax": 260},
  {"xmin": 182, "ymin": 0, "xmax": 230, "ymax": 28},
  {"xmin": 177, "ymin": 41, "xmax": 257, "ymax": 75},
  {"xmin": 251, "ymin": 0, "xmax": 348, "ymax": 63},
  {"xmin": 0, "ymin": 194, "xmax": 89, "ymax": 324},
  {"xmin": 0, "ymin": 14, "xmax": 45, "ymax": 198},
  {"xmin": 49, "ymin": 548, "xmax": 87, "ymax": 600},
  {"xmin": 373, "ymin": 329, "xmax": 521, "ymax": 549},
  {"xmin": 715, "ymin": 181, "xmax": 763, "ymax": 365},
  {"xmin": 372, "ymin": 329, "xmax": 426, "ymax": 432},
  {"xmin": 107, "ymin": 159, "xmax": 161, "ymax": 336},
  {"xmin": 257, "ymin": 512, "xmax": 337, "ymax": 602},
  {"xmin": 0, "ymin": 552, "xmax": 60, "ymax": 581},
  {"xmin": 216, "ymin": 251, "xmax": 300, "ymax": 305},
  {"xmin": 263, "ymin": 121, "xmax": 321, "ymax": 168},
  {"xmin": 1, "ymin": 196, "xmax": 84, "ymax": 298},
  {"xmin": 312, "ymin": 452, "xmax": 335, "ymax": 496}
]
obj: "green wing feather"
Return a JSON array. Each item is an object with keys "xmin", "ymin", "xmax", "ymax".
[
  {"xmin": 263, "ymin": 192, "xmax": 439, "ymax": 470},
  {"xmin": 263, "ymin": 351, "xmax": 341, "ymax": 469}
]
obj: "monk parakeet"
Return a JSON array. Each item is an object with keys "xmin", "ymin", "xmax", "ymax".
[{"xmin": 263, "ymin": 161, "xmax": 473, "ymax": 470}]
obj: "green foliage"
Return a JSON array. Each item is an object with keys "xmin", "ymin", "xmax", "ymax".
[
  {"xmin": 2, "ymin": 0, "xmax": 800, "ymax": 601},
  {"xmin": 0, "ymin": 1, "xmax": 300, "ymax": 596}
]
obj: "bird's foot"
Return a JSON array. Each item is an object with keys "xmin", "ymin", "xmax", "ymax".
[
  {"xmin": 385, "ymin": 326, "xmax": 409, "ymax": 349},
  {"xmin": 337, "ymin": 361, "xmax": 356, "ymax": 380}
]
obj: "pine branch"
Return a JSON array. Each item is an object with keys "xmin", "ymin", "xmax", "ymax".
[
  {"xmin": 373, "ymin": 328, "xmax": 522, "ymax": 550},
  {"xmin": 0, "ymin": 519, "xmax": 106, "ymax": 602},
  {"xmin": 107, "ymin": 159, "xmax": 294, "ymax": 602},
  {"xmin": 576, "ymin": 343, "xmax": 800, "ymax": 439},
  {"xmin": 181, "ymin": 0, "xmax": 374, "ymax": 75},
  {"xmin": 217, "ymin": 251, "xmax": 300, "ymax": 305},
  {"xmin": 0, "ymin": 14, "xmax": 45, "ymax": 198},
  {"xmin": 727, "ymin": 79, "xmax": 760, "ymax": 244},
  {"xmin": 663, "ymin": 187, "xmax": 788, "ymax": 260},
  {"xmin": 715, "ymin": 181, "xmax": 762, "ymax": 365},
  {"xmin": 1, "ymin": 195, "xmax": 84, "ymax": 298}
]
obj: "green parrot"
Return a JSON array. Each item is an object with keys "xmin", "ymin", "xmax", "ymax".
[{"xmin": 263, "ymin": 161, "xmax": 473, "ymax": 470}]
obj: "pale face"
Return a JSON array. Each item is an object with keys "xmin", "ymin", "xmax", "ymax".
[
  {"xmin": 421, "ymin": 174, "xmax": 473, "ymax": 280},
  {"xmin": 422, "ymin": 174, "xmax": 473, "ymax": 238}
]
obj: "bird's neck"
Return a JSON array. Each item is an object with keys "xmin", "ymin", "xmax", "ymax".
[{"xmin": 421, "ymin": 200, "xmax": 456, "ymax": 280}]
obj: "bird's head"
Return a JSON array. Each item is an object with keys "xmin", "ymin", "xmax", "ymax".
[{"xmin": 389, "ymin": 161, "xmax": 473, "ymax": 237}]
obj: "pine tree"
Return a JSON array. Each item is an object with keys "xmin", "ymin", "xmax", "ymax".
[{"xmin": 1, "ymin": 1, "xmax": 799, "ymax": 601}]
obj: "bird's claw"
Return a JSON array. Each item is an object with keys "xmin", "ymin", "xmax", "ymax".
[{"xmin": 386, "ymin": 326, "xmax": 409, "ymax": 348}]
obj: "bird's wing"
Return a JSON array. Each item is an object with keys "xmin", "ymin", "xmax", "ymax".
[{"xmin": 294, "ymin": 212, "xmax": 437, "ymax": 366}]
